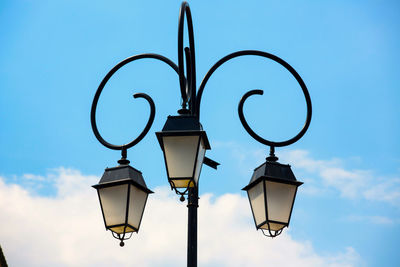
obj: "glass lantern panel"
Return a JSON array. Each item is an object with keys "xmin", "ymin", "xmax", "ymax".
[
  {"xmin": 163, "ymin": 136, "xmax": 200, "ymax": 179},
  {"xmin": 98, "ymin": 184, "xmax": 129, "ymax": 228},
  {"xmin": 248, "ymin": 181, "xmax": 266, "ymax": 226},
  {"xmin": 170, "ymin": 179, "xmax": 192, "ymax": 188},
  {"xmin": 193, "ymin": 138, "xmax": 206, "ymax": 186},
  {"xmin": 260, "ymin": 222, "xmax": 285, "ymax": 231},
  {"xmin": 109, "ymin": 225, "xmax": 135, "ymax": 234},
  {"xmin": 265, "ymin": 181, "xmax": 296, "ymax": 224},
  {"xmin": 128, "ymin": 185, "xmax": 148, "ymax": 229}
]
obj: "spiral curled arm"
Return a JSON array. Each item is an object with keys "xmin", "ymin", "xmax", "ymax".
[
  {"xmin": 91, "ymin": 92, "xmax": 155, "ymax": 151},
  {"xmin": 91, "ymin": 4, "xmax": 311, "ymax": 152},
  {"xmin": 238, "ymin": 90, "xmax": 271, "ymax": 146},
  {"xmin": 90, "ymin": 53, "xmax": 179, "ymax": 151},
  {"xmin": 196, "ymin": 50, "xmax": 312, "ymax": 148}
]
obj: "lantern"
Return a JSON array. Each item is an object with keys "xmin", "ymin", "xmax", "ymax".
[
  {"xmin": 242, "ymin": 160, "xmax": 303, "ymax": 237},
  {"xmin": 93, "ymin": 164, "xmax": 153, "ymax": 246},
  {"xmin": 156, "ymin": 115, "xmax": 210, "ymax": 192}
]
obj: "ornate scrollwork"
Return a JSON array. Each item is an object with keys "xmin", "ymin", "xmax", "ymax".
[
  {"xmin": 90, "ymin": 53, "xmax": 179, "ymax": 160},
  {"xmin": 196, "ymin": 50, "xmax": 312, "ymax": 150}
]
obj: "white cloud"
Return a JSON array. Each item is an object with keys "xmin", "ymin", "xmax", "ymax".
[
  {"xmin": 319, "ymin": 167, "xmax": 371, "ymax": 198},
  {"xmin": 211, "ymin": 142, "xmax": 400, "ymax": 206},
  {"xmin": 0, "ymin": 168, "xmax": 361, "ymax": 267},
  {"xmin": 363, "ymin": 178, "xmax": 400, "ymax": 204},
  {"xmin": 280, "ymin": 150, "xmax": 400, "ymax": 206},
  {"xmin": 345, "ymin": 215, "xmax": 396, "ymax": 225},
  {"xmin": 280, "ymin": 150, "xmax": 371, "ymax": 198}
]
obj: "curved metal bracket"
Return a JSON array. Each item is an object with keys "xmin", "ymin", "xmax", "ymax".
[
  {"xmin": 91, "ymin": 92, "xmax": 155, "ymax": 151},
  {"xmin": 90, "ymin": 53, "xmax": 179, "ymax": 153},
  {"xmin": 238, "ymin": 89, "xmax": 310, "ymax": 148},
  {"xmin": 196, "ymin": 50, "xmax": 312, "ymax": 148}
]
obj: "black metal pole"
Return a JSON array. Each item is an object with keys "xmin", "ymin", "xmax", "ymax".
[{"xmin": 187, "ymin": 186, "xmax": 198, "ymax": 267}]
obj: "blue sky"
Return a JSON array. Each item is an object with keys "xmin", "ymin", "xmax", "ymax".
[{"xmin": 0, "ymin": 0, "xmax": 399, "ymax": 266}]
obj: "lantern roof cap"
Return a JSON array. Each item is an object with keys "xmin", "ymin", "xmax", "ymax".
[
  {"xmin": 162, "ymin": 115, "xmax": 203, "ymax": 131},
  {"xmin": 242, "ymin": 160, "xmax": 303, "ymax": 191},
  {"xmin": 156, "ymin": 115, "xmax": 211, "ymax": 149},
  {"xmin": 93, "ymin": 164, "xmax": 153, "ymax": 194}
]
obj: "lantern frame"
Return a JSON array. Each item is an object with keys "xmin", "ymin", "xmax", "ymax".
[
  {"xmin": 242, "ymin": 160, "xmax": 303, "ymax": 237},
  {"xmin": 93, "ymin": 164, "xmax": 153, "ymax": 246},
  {"xmin": 156, "ymin": 115, "xmax": 210, "ymax": 195}
]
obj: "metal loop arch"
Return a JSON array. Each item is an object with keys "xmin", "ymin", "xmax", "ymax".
[
  {"xmin": 90, "ymin": 53, "xmax": 179, "ymax": 151},
  {"xmin": 196, "ymin": 50, "xmax": 312, "ymax": 148},
  {"xmin": 178, "ymin": 1, "xmax": 196, "ymax": 109}
]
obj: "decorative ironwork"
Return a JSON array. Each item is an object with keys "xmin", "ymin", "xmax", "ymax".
[
  {"xmin": 90, "ymin": 54, "xmax": 178, "ymax": 162},
  {"xmin": 90, "ymin": 0, "xmax": 312, "ymax": 260}
]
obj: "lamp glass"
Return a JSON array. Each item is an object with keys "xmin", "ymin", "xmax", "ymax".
[
  {"xmin": 98, "ymin": 184, "xmax": 128, "ymax": 233},
  {"xmin": 128, "ymin": 184, "xmax": 148, "ymax": 229},
  {"xmin": 260, "ymin": 222, "xmax": 285, "ymax": 231},
  {"xmin": 248, "ymin": 180, "xmax": 266, "ymax": 226},
  {"xmin": 265, "ymin": 180, "xmax": 297, "ymax": 224},
  {"xmin": 193, "ymin": 138, "xmax": 206, "ymax": 185},
  {"xmin": 163, "ymin": 135, "xmax": 201, "ymax": 187}
]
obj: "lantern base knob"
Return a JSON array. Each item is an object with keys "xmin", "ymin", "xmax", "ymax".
[
  {"xmin": 180, "ymin": 195, "xmax": 186, "ymax": 202},
  {"xmin": 120, "ymin": 241, "xmax": 125, "ymax": 247}
]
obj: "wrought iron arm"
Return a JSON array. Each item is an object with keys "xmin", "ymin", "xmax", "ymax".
[
  {"xmin": 90, "ymin": 53, "xmax": 179, "ymax": 153},
  {"xmin": 238, "ymin": 89, "xmax": 310, "ymax": 148},
  {"xmin": 196, "ymin": 50, "xmax": 312, "ymax": 148}
]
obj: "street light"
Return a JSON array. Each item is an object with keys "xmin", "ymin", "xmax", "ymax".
[
  {"xmin": 238, "ymin": 90, "xmax": 310, "ymax": 237},
  {"xmin": 90, "ymin": 1, "xmax": 312, "ymax": 266},
  {"xmin": 93, "ymin": 164, "xmax": 153, "ymax": 246},
  {"xmin": 91, "ymin": 93, "xmax": 155, "ymax": 245},
  {"xmin": 156, "ymin": 115, "xmax": 210, "ymax": 196},
  {"xmin": 242, "ymin": 157, "xmax": 303, "ymax": 237}
]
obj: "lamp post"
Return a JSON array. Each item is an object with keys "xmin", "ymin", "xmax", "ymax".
[{"xmin": 90, "ymin": 2, "xmax": 312, "ymax": 266}]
